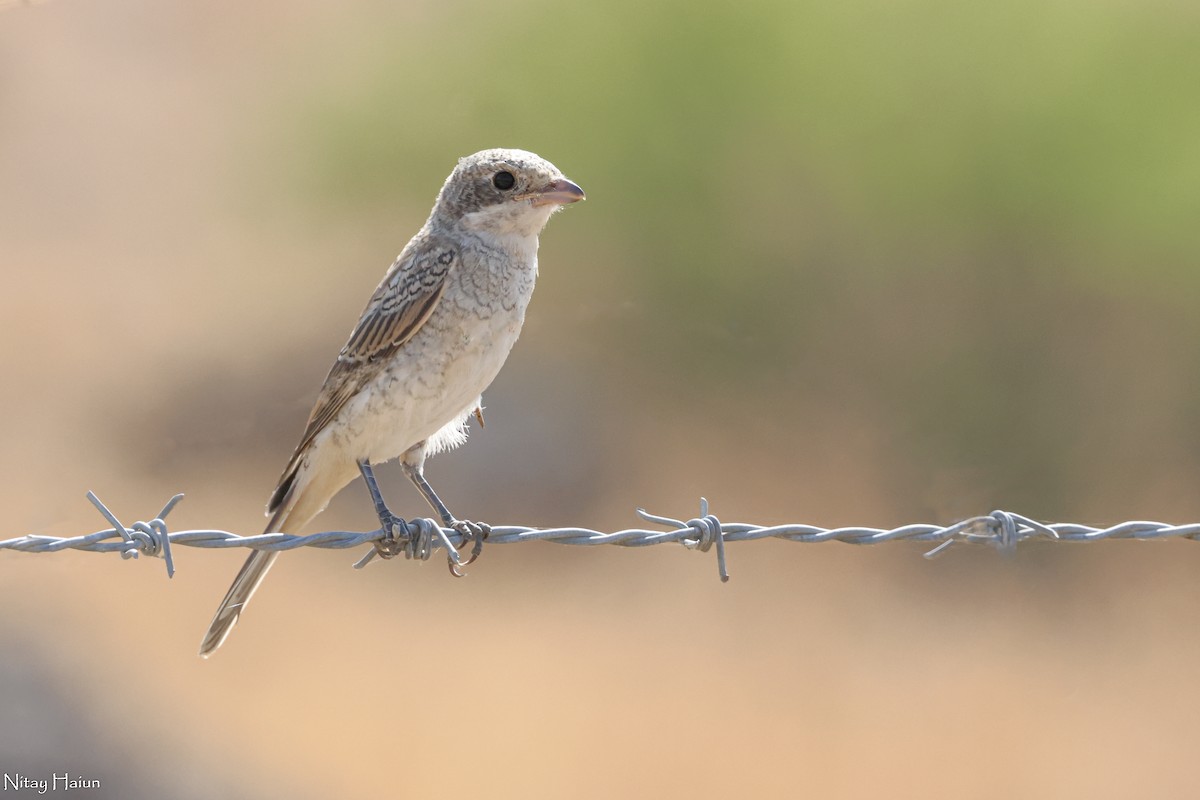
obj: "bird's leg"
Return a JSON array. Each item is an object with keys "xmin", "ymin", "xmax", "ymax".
[
  {"xmin": 357, "ymin": 458, "xmax": 407, "ymax": 558},
  {"xmin": 399, "ymin": 454, "xmax": 489, "ymax": 577}
]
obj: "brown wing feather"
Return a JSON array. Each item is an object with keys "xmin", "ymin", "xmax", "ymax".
[{"xmin": 267, "ymin": 239, "xmax": 458, "ymax": 514}]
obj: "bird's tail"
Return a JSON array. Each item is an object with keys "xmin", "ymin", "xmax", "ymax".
[
  {"xmin": 198, "ymin": 484, "xmax": 320, "ymax": 658},
  {"xmin": 198, "ymin": 546, "xmax": 279, "ymax": 658}
]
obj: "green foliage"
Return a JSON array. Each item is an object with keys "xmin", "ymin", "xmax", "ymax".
[{"xmin": 292, "ymin": 0, "xmax": 1199, "ymax": 276}]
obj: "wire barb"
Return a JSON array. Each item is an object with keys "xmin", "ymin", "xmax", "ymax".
[
  {"xmin": 639, "ymin": 497, "xmax": 729, "ymax": 582},
  {"xmin": 84, "ymin": 491, "xmax": 184, "ymax": 577},
  {"xmin": 352, "ymin": 516, "xmax": 447, "ymax": 569},
  {"xmin": 5, "ymin": 492, "xmax": 1200, "ymax": 581}
]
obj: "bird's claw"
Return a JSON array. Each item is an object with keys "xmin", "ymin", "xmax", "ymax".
[
  {"xmin": 374, "ymin": 512, "xmax": 409, "ymax": 559},
  {"xmin": 446, "ymin": 519, "xmax": 490, "ymax": 577}
]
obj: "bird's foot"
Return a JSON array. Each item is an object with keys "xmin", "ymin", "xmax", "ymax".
[
  {"xmin": 374, "ymin": 511, "xmax": 409, "ymax": 559},
  {"xmin": 446, "ymin": 519, "xmax": 490, "ymax": 577}
]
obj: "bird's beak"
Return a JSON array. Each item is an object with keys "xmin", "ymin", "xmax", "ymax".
[{"xmin": 528, "ymin": 178, "xmax": 586, "ymax": 207}]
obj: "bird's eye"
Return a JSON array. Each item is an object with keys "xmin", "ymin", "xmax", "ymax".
[{"xmin": 492, "ymin": 171, "xmax": 516, "ymax": 191}]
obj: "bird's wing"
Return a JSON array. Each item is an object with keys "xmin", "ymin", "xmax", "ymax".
[{"xmin": 267, "ymin": 239, "xmax": 459, "ymax": 514}]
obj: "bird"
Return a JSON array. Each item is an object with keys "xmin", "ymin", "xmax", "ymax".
[{"xmin": 199, "ymin": 148, "xmax": 585, "ymax": 657}]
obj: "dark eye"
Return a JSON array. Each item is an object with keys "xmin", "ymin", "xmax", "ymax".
[{"xmin": 492, "ymin": 171, "xmax": 516, "ymax": 191}]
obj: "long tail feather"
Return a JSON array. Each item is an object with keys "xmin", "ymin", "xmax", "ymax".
[
  {"xmin": 198, "ymin": 549, "xmax": 278, "ymax": 657},
  {"xmin": 197, "ymin": 500, "xmax": 296, "ymax": 658}
]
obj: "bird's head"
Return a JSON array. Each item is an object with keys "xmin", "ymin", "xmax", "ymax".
[{"xmin": 433, "ymin": 148, "xmax": 585, "ymax": 237}]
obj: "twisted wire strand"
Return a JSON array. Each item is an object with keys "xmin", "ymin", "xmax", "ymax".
[{"xmin": 3, "ymin": 492, "xmax": 1198, "ymax": 582}]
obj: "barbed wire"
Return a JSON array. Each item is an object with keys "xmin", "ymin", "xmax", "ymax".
[{"xmin": 3, "ymin": 491, "xmax": 1199, "ymax": 583}]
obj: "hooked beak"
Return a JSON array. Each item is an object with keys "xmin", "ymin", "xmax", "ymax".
[{"xmin": 527, "ymin": 178, "xmax": 586, "ymax": 208}]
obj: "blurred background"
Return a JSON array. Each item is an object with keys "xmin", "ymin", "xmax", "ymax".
[{"xmin": 3, "ymin": 0, "xmax": 1200, "ymax": 796}]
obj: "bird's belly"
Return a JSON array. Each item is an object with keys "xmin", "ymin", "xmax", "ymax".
[{"xmin": 332, "ymin": 301, "xmax": 526, "ymax": 465}]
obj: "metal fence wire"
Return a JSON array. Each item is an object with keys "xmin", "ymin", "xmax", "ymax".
[{"xmin": 4, "ymin": 491, "xmax": 1199, "ymax": 582}]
